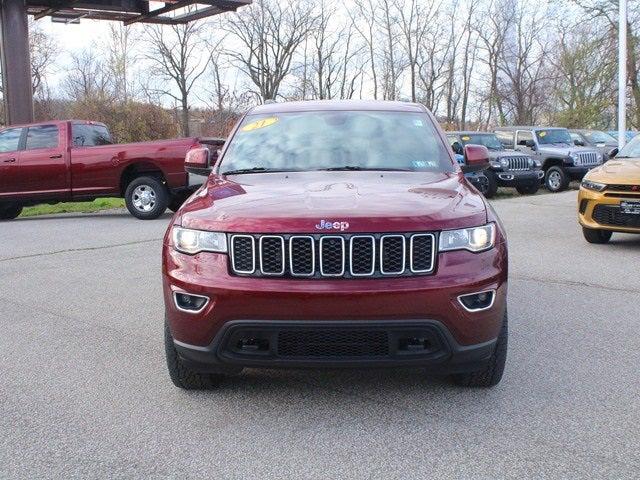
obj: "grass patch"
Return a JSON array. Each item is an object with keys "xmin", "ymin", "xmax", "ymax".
[{"xmin": 20, "ymin": 198, "xmax": 125, "ymax": 217}]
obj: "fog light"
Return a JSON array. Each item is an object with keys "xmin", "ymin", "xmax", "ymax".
[
  {"xmin": 173, "ymin": 291, "xmax": 209, "ymax": 313},
  {"xmin": 458, "ymin": 290, "xmax": 495, "ymax": 312}
]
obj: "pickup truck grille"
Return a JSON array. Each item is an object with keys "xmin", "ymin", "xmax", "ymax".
[
  {"xmin": 229, "ymin": 233, "xmax": 436, "ymax": 278},
  {"xmin": 576, "ymin": 152, "xmax": 599, "ymax": 166},
  {"xmin": 504, "ymin": 156, "xmax": 530, "ymax": 171}
]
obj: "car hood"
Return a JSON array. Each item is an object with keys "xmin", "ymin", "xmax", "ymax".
[
  {"xmin": 488, "ymin": 150, "xmax": 529, "ymax": 160},
  {"xmin": 586, "ymin": 158, "xmax": 640, "ymax": 183},
  {"xmin": 178, "ymin": 171, "xmax": 488, "ymax": 233},
  {"xmin": 538, "ymin": 144, "xmax": 598, "ymax": 156}
]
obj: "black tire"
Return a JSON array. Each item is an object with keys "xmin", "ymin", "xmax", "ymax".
[
  {"xmin": 483, "ymin": 170, "xmax": 498, "ymax": 198},
  {"xmin": 164, "ymin": 320, "xmax": 225, "ymax": 390},
  {"xmin": 124, "ymin": 176, "xmax": 169, "ymax": 220},
  {"xmin": 582, "ymin": 226, "xmax": 612, "ymax": 244},
  {"xmin": 544, "ymin": 166, "xmax": 569, "ymax": 193},
  {"xmin": 0, "ymin": 203, "xmax": 23, "ymax": 220},
  {"xmin": 515, "ymin": 183, "xmax": 540, "ymax": 195},
  {"xmin": 452, "ymin": 311, "xmax": 508, "ymax": 388}
]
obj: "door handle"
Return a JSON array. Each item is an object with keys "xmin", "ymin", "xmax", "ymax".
[
  {"xmin": 3, "ymin": 158, "xmax": 16, "ymax": 163},
  {"xmin": 49, "ymin": 154, "xmax": 63, "ymax": 159}
]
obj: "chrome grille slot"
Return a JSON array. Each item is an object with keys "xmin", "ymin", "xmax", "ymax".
[
  {"xmin": 410, "ymin": 234, "xmax": 435, "ymax": 273},
  {"xmin": 380, "ymin": 235, "xmax": 406, "ymax": 275},
  {"xmin": 349, "ymin": 236, "xmax": 375, "ymax": 276},
  {"xmin": 259, "ymin": 236, "xmax": 285, "ymax": 275},
  {"xmin": 228, "ymin": 233, "xmax": 435, "ymax": 278},
  {"xmin": 230, "ymin": 235, "xmax": 255, "ymax": 274},
  {"xmin": 289, "ymin": 236, "xmax": 315, "ymax": 276},
  {"xmin": 320, "ymin": 236, "xmax": 345, "ymax": 276}
]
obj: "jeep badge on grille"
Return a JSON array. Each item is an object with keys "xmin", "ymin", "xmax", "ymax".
[{"xmin": 315, "ymin": 219, "xmax": 350, "ymax": 231}]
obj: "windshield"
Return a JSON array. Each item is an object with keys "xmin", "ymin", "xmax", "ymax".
[
  {"xmin": 584, "ymin": 131, "xmax": 616, "ymax": 144},
  {"xmin": 535, "ymin": 129, "xmax": 572, "ymax": 145},
  {"xmin": 458, "ymin": 133, "xmax": 503, "ymax": 150},
  {"xmin": 617, "ymin": 134, "xmax": 640, "ymax": 158},
  {"xmin": 219, "ymin": 111, "xmax": 454, "ymax": 174}
]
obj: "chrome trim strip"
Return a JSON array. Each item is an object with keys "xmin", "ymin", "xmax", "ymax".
[
  {"xmin": 259, "ymin": 235, "xmax": 285, "ymax": 275},
  {"xmin": 457, "ymin": 289, "xmax": 496, "ymax": 313},
  {"xmin": 230, "ymin": 234, "xmax": 256, "ymax": 274},
  {"xmin": 319, "ymin": 236, "xmax": 345, "ymax": 277},
  {"xmin": 289, "ymin": 235, "xmax": 315, "ymax": 277},
  {"xmin": 409, "ymin": 233, "xmax": 436, "ymax": 273},
  {"xmin": 379, "ymin": 234, "xmax": 406, "ymax": 275},
  {"xmin": 349, "ymin": 235, "xmax": 375, "ymax": 276},
  {"xmin": 173, "ymin": 291, "xmax": 210, "ymax": 314}
]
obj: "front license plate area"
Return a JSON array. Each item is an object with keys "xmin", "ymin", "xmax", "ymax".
[{"xmin": 620, "ymin": 201, "xmax": 640, "ymax": 215}]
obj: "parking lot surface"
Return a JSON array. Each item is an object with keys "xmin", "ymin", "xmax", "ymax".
[{"xmin": 1, "ymin": 192, "xmax": 639, "ymax": 479}]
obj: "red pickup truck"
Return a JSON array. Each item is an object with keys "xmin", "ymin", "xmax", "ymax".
[{"xmin": 0, "ymin": 120, "xmax": 223, "ymax": 220}]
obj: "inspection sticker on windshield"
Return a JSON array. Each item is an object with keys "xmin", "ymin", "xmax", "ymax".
[
  {"xmin": 413, "ymin": 119, "xmax": 424, "ymax": 127},
  {"xmin": 539, "ymin": 131, "xmax": 547, "ymax": 137},
  {"xmin": 242, "ymin": 117, "xmax": 278, "ymax": 132},
  {"xmin": 461, "ymin": 136, "xmax": 471, "ymax": 141}
]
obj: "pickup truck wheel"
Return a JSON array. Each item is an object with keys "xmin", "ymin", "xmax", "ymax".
[
  {"xmin": 165, "ymin": 320, "xmax": 225, "ymax": 390},
  {"xmin": 483, "ymin": 171, "xmax": 498, "ymax": 198},
  {"xmin": 125, "ymin": 176, "xmax": 169, "ymax": 220},
  {"xmin": 451, "ymin": 311, "xmax": 508, "ymax": 388},
  {"xmin": 0, "ymin": 203, "xmax": 23, "ymax": 220},
  {"xmin": 545, "ymin": 166, "xmax": 568, "ymax": 192},
  {"xmin": 515, "ymin": 183, "xmax": 539, "ymax": 195},
  {"xmin": 582, "ymin": 226, "xmax": 612, "ymax": 244}
]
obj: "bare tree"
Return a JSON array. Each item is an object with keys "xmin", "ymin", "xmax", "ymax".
[
  {"xmin": 29, "ymin": 19, "xmax": 57, "ymax": 97},
  {"xmin": 223, "ymin": 0, "xmax": 318, "ymax": 102},
  {"xmin": 64, "ymin": 49, "xmax": 112, "ymax": 100},
  {"xmin": 145, "ymin": 22, "xmax": 210, "ymax": 136},
  {"xmin": 105, "ymin": 24, "xmax": 139, "ymax": 103}
]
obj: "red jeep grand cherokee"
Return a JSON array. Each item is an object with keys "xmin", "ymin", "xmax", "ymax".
[{"xmin": 162, "ymin": 100, "xmax": 508, "ymax": 389}]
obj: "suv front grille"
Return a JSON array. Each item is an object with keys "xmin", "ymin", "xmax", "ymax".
[
  {"xmin": 592, "ymin": 205, "xmax": 640, "ymax": 228},
  {"xmin": 576, "ymin": 152, "xmax": 599, "ymax": 166},
  {"xmin": 504, "ymin": 156, "xmax": 530, "ymax": 171},
  {"xmin": 229, "ymin": 232, "xmax": 436, "ymax": 279}
]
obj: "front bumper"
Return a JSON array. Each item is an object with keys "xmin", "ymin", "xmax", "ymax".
[
  {"xmin": 163, "ymin": 241, "xmax": 508, "ymax": 370},
  {"xmin": 578, "ymin": 187, "xmax": 640, "ymax": 233},
  {"xmin": 494, "ymin": 170, "xmax": 543, "ymax": 186}
]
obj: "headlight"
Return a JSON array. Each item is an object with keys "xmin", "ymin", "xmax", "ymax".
[
  {"xmin": 581, "ymin": 179, "xmax": 606, "ymax": 192},
  {"xmin": 569, "ymin": 154, "xmax": 579, "ymax": 165},
  {"xmin": 439, "ymin": 223, "xmax": 496, "ymax": 253},
  {"xmin": 499, "ymin": 158, "xmax": 509, "ymax": 168},
  {"xmin": 527, "ymin": 158, "xmax": 534, "ymax": 167},
  {"xmin": 172, "ymin": 227, "xmax": 227, "ymax": 254}
]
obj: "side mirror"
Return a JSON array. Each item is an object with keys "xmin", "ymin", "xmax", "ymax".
[
  {"xmin": 461, "ymin": 144, "xmax": 490, "ymax": 173},
  {"xmin": 574, "ymin": 139, "xmax": 585, "ymax": 146},
  {"xmin": 608, "ymin": 147, "xmax": 618, "ymax": 159},
  {"xmin": 525, "ymin": 139, "xmax": 536, "ymax": 149},
  {"xmin": 185, "ymin": 147, "xmax": 212, "ymax": 176}
]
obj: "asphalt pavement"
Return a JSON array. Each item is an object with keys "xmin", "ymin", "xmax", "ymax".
[{"xmin": 1, "ymin": 192, "xmax": 639, "ymax": 479}]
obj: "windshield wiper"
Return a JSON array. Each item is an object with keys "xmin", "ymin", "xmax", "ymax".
[
  {"xmin": 221, "ymin": 167, "xmax": 294, "ymax": 175},
  {"xmin": 318, "ymin": 166, "xmax": 412, "ymax": 172}
]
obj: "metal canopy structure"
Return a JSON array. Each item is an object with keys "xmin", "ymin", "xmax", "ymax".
[
  {"xmin": 0, "ymin": 0, "xmax": 250, "ymax": 126},
  {"xmin": 26, "ymin": 0, "xmax": 250, "ymax": 25}
]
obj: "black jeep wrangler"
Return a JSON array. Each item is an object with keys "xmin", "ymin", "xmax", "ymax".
[{"xmin": 447, "ymin": 132, "xmax": 544, "ymax": 198}]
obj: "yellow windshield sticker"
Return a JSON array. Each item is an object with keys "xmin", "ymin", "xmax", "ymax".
[
  {"xmin": 539, "ymin": 131, "xmax": 547, "ymax": 137},
  {"xmin": 242, "ymin": 117, "xmax": 278, "ymax": 132},
  {"xmin": 461, "ymin": 136, "xmax": 471, "ymax": 141}
]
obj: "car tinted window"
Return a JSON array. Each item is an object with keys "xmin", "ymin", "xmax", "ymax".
[
  {"xmin": 25, "ymin": 125, "xmax": 59, "ymax": 150},
  {"xmin": 495, "ymin": 131, "xmax": 513, "ymax": 148},
  {"xmin": 72, "ymin": 124, "xmax": 112, "ymax": 147},
  {"xmin": 516, "ymin": 130, "xmax": 533, "ymax": 145},
  {"xmin": 584, "ymin": 131, "xmax": 616, "ymax": 144},
  {"xmin": 220, "ymin": 111, "xmax": 454, "ymax": 173},
  {"xmin": 459, "ymin": 133, "xmax": 503, "ymax": 150},
  {"xmin": 0, "ymin": 128, "xmax": 23, "ymax": 153},
  {"xmin": 535, "ymin": 129, "xmax": 572, "ymax": 144}
]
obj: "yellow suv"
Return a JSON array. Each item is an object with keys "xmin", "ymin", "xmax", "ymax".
[{"xmin": 578, "ymin": 135, "xmax": 640, "ymax": 243}]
